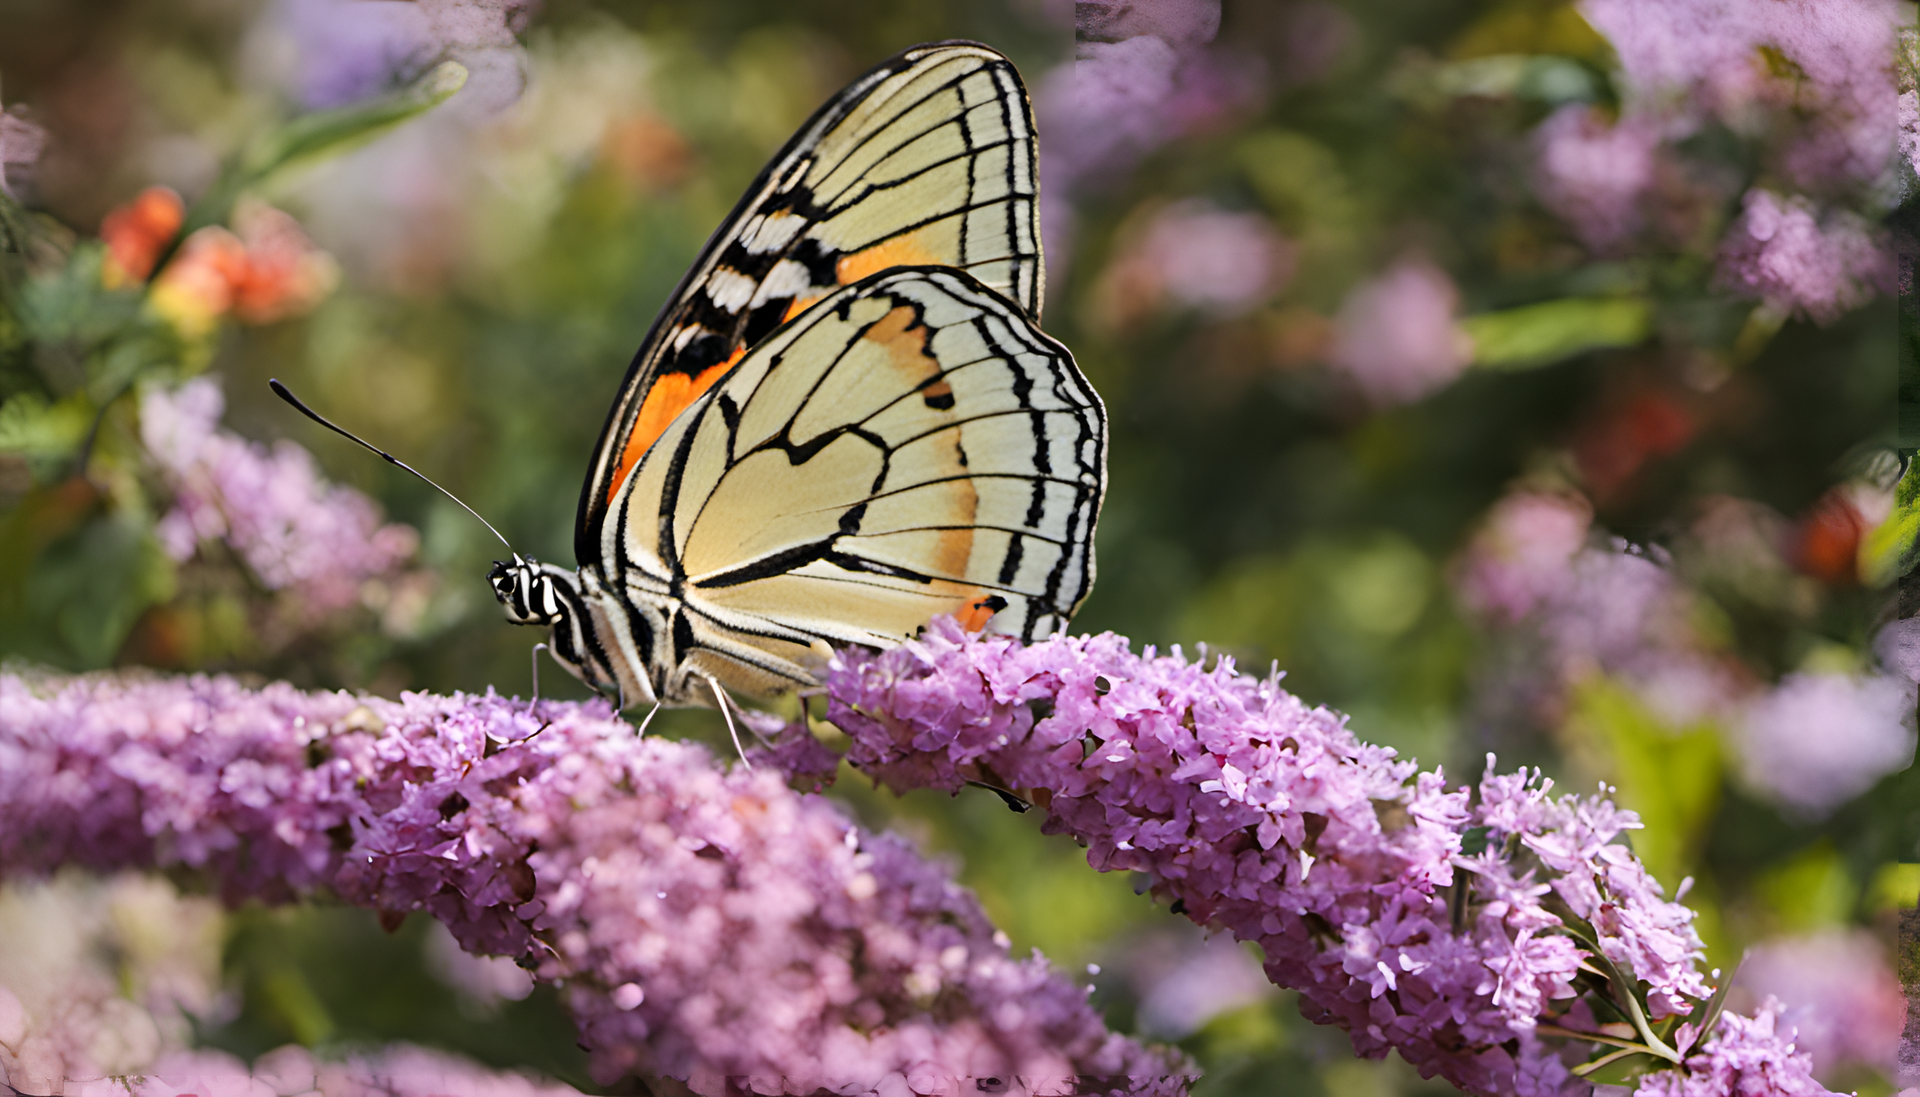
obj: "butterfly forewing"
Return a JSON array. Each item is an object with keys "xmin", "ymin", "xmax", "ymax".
[
  {"xmin": 578, "ymin": 42, "xmax": 1043, "ymax": 569},
  {"xmin": 604, "ymin": 268, "xmax": 1103, "ymax": 697}
]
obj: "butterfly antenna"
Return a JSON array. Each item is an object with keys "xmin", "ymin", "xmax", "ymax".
[{"xmin": 269, "ymin": 378, "xmax": 512, "ymax": 551}]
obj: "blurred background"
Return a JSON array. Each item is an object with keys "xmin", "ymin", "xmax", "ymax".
[{"xmin": 0, "ymin": 0, "xmax": 1915, "ymax": 1093}]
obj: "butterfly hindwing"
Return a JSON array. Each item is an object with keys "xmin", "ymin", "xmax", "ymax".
[
  {"xmin": 605, "ymin": 268, "xmax": 1103, "ymax": 698},
  {"xmin": 578, "ymin": 42, "xmax": 1043, "ymax": 569}
]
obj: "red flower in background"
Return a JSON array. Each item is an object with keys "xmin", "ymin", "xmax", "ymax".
[
  {"xmin": 100, "ymin": 185, "xmax": 185, "ymax": 287},
  {"xmin": 1573, "ymin": 387, "xmax": 1696, "ymax": 502},
  {"xmin": 1791, "ymin": 486, "xmax": 1872, "ymax": 584}
]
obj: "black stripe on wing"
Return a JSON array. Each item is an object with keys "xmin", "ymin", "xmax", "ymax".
[
  {"xmin": 642, "ymin": 267, "xmax": 1102, "ymax": 645},
  {"xmin": 575, "ymin": 43, "xmax": 1041, "ymax": 569}
]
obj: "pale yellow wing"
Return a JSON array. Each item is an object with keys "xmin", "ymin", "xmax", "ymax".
[
  {"xmin": 577, "ymin": 43, "xmax": 1043, "ymax": 571},
  {"xmin": 609, "ymin": 267, "xmax": 1104, "ymax": 694}
]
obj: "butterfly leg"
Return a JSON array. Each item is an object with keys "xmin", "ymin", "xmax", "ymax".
[
  {"xmin": 634, "ymin": 702, "xmax": 662, "ymax": 736},
  {"xmin": 529, "ymin": 642, "xmax": 548, "ymax": 705},
  {"xmin": 706, "ymin": 676, "xmax": 754, "ymax": 772}
]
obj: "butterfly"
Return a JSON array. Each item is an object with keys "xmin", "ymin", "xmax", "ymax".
[{"xmin": 488, "ymin": 41, "xmax": 1106, "ymax": 711}]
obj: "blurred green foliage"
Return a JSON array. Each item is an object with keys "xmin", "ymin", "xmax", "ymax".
[
  {"xmin": 207, "ymin": 904, "xmax": 596, "ymax": 1091},
  {"xmin": 0, "ymin": 0, "xmax": 1913, "ymax": 1092}
]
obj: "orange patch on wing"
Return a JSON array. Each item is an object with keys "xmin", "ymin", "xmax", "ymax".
[
  {"xmin": 606, "ymin": 350, "xmax": 744, "ymax": 505},
  {"xmin": 863, "ymin": 305, "xmax": 931, "ymax": 368},
  {"xmin": 862, "ymin": 307, "xmax": 977, "ymax": 582},
  {"xmin": 932, "ymin": 515, "xmax": 978, "ymax": 591},
  {"xmin": 781, "ymin": 295, "xmax": 822, "ymax": 323},
  {"xmin": 835, "ymin": 232, "xmax": 945, "ymax": 285},
  {"xmin": 955, "ymin": 593, "xmax": 1006, "ymax": 632}
]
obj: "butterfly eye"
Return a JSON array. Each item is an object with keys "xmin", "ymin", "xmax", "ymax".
[{"xmin": 488, "ymin": 567, "xmax": 522, "ymax": 610}]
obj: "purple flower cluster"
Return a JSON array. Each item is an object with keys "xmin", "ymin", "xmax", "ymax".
[
  {"xmin": 140, "ymin": 378, "xmax": 423, "ymax": 625},
  {"xmin": 0, "ymin": 671, "xmax": 1188, "ymax": 1094},
  {"xmin": 268, "ymin": 0, "xmax": 535, "ymax": 113},
  {"xmin": 1094, "ymin": 199, "xmax": 1293, "ymax": 326},
  {"xmin": 1715, "ymin": 190, "xmax": 1893, "ymax": 324},
  {"xmin": 0, "ymin": 871, "xmax": 582, "ymax": 1096},
  {"xmin": 1454, "ymin": 490, "xmax": 1916, "ymax": 816},
  {"xmin": 1578, "ymin": 0, "xmax": 1900, "ymax": 192},
  {"xmin": 1529, "ymin": 0, "xmax": 1900, "ymax": 321},
  {"xmin": 1730, "ymin": 929, "xmax": 1905, "ymax": 1081},
  {"xmin": 1451, "ymin": 491, "xmax": 1596, "ymax": 626},
  {"xmin": 1632, "ymin": 1002, "xmax": 1830, "ymax": 1097},
  {"xmin": 62, "ymin": 1045, "xmax": 587, "ymax": 1096},
  {"xmin": 1457, "ymin": 491, "xmax": 1735, "ymax": 723},
  {"xmin": 1036, "ymin": 0, "xmax": 1262, "ymax": 279},
  {"xmin": 0, "ymin": 872, "xmax": 226, "ymax": 1089},
  {"xmin": 1122, "ymin": 930, "xmax": 1274, "ymax": 1039},
  {"xmin": 0, "ymin": 103, "xmax": 46, "ymax": 202},
  {"xmin": 1530, "ymin": 105, "xmax": 1660, "ymax": 253},
  {"xmin": 1329, "ymin": 258, "xmax": 1474, "ymax": 405},
  {"xmin": 811, "ymin": 618, "xmax": 1831, "ymax": 1097},
  {"xmin": 1733, "ymin": 670, "xmax": 1916, "ymax": 818}
]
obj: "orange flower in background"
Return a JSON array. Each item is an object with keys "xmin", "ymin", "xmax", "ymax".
[
  {"xmin": 100, "ymin": 186, "xmax": 185, "ymax": 287},
  {"xmin": 601, "ymin": 112, "xmax": 691, "ymax": 191},
  {"xmin": 227, "ymin": 199, "xmax": 341, "ymax": 324},
  {"xmin": 146, "ymin": 197, "xmax": 340, "ymax": 337},
  {"xmin": 148, "ymin": 227, "xmax": 249, "ymax": 339}
]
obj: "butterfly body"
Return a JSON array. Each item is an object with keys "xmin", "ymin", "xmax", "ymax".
[{"xmin": 493, "ymin": 43, "xmax": 1103, "ymax": 710}]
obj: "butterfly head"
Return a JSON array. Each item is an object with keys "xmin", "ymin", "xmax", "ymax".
[
  {"xmin": 490, "ymin": 553, "xmax": 557, "ymax": 625},
  {"xmin": 490, "ymin": 553, "xmax": 623, "ymax": 698}
]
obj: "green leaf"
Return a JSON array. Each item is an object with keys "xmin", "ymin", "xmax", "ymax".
[
  {"xmin": 1567, "ymin": 678, "xmax": 1721, "ymax": 890},
  {"xmin": 1861, "ymin": 455, "xmax": 1920, "ymax": 585},
  {"xmin": 16, "ymin": 245, "xmax": 144, "ymax": 353},
  {"xmin": 1575, "ymin": 1049, "xmax": 1666, "ymax": 1084},
  {"xmin": 0, "ymin": 477, "xmax": 100, "ymax": 619},
  {"xmin": 1545, "ymin": 921, "xmax": 1681, "ymax": 1063},
  {"xmin": 0, "ymin": 188, "xmax": 32, "ymax": 311},
  {"xmin": 1391, "ymin": 54, "xmax": 1600, "ymax": 107},
  {"xmin": 182, "ymin": 61, "xmax": 469, "ymax": 237},
  {"xmin": 9, "ymin": 243, "xmax": 190, "ymax": 403},
  {"xmin": 1462, "ymin": 297, "xmax": 1652, "ymax": 371},
  {"xmin": 1458, "ymin": 825, "xmax": 1492, "ymax": 856},
  {"xmin": 1435, "ymin": 55, "xmax": 1598, "ymax": 102},
  {"xmin": 23, "ymin": 508, "xmax": 176, "ymax": 669},
  {"xmin": 0, "ymin": 391, "xmax": 91, "ymax": 458},
  {"xmin": 1753, "ymin": 841, "xmax": 1856, "ymax": 932}
]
